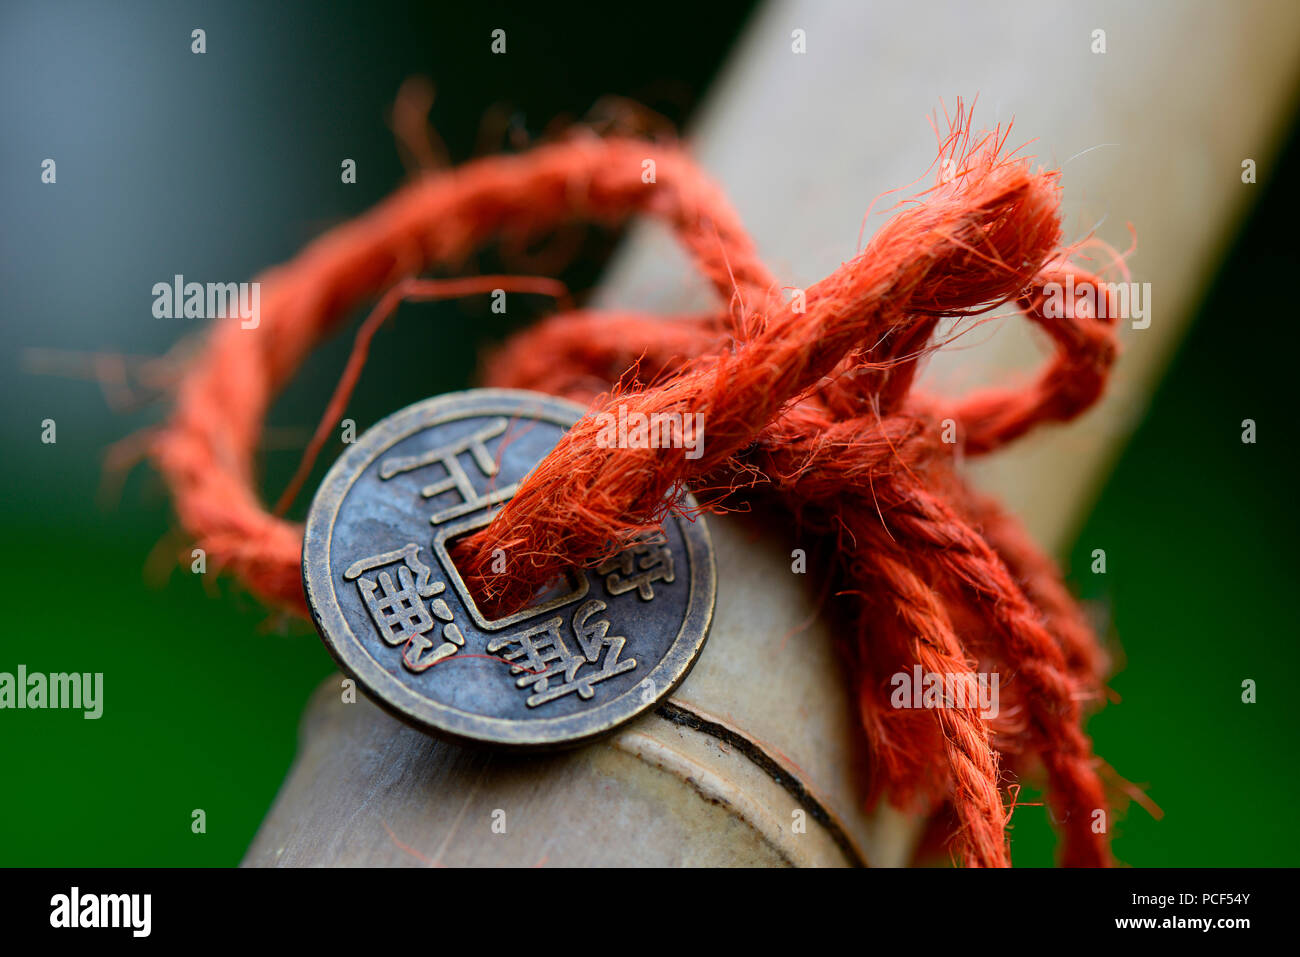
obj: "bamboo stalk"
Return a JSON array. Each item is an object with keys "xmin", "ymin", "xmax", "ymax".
[{"xmin": 245, "ymin": 0, "xmax": 1300, "ymax": 867}]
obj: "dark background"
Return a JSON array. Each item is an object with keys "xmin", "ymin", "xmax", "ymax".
[{"xmin": 1, "ymin": 0, "xmax": 1296, "ymax": 866}]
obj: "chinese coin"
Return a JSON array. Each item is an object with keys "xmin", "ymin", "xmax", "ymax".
[{"xmin": 302, "ymin": 388, "xmax": 716, "ymax": 748}]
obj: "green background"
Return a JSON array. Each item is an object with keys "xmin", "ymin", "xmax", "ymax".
[{"xmin": 1, "ymin": 0, "xmax": 1296, "ymax": 866}]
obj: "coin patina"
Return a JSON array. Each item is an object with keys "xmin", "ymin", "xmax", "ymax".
[{"xmin": 302, "ymin": 388, "xmax": 716, "ymax": 748}]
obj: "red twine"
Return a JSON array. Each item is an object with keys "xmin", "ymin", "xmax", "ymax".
[{"xmin": 151, "ymin": 104, "xmax": 1124, "ymax": 867}]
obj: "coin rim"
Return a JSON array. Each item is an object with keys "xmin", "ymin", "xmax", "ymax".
[{"xmin": 302, "ymin": 388, "xmax": 716, "ymax": 749}]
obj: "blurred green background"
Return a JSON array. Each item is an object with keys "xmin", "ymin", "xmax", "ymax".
[{"xmin": 1, "ymin": 0, "xmax": 1296, "ymax": 866}]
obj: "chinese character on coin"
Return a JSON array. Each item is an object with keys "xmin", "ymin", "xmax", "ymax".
[{"xmin": 302, "ymin": 388, "xmax": 716, "ymax": 747}]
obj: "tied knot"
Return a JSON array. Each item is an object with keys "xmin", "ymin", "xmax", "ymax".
[{"xmin": 151, "ymin": 102, "xmax": 1131, "ymax": 867}]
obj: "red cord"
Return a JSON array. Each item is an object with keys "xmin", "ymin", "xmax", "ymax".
[{"xmin": 151, "ymin": 103, "xmax": 1124, "ymax": 867}]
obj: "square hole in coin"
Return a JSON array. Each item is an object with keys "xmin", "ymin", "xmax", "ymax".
[{"xmin": 433, "ymin": 515, "xmax": 590, "ymax": 631}]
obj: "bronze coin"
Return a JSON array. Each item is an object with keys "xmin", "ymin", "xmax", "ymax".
[{"xmin": 302, "ymin": 388, "xmax": 716, "ymax": 748}]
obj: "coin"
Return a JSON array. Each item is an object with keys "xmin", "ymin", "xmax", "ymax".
[{"xmin": 302, "ymin": 388, "xmax": 716, "ymax": 748}]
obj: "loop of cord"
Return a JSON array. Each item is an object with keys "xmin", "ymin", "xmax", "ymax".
[{"xmin": 151, "ymin": 105, "xmax": 1124, "ymax": 867}]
